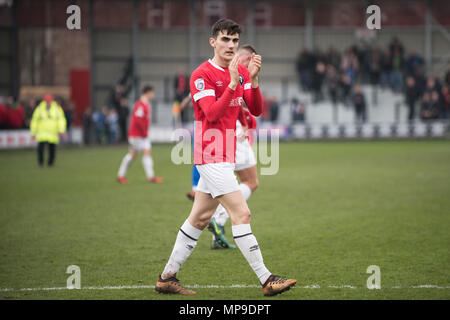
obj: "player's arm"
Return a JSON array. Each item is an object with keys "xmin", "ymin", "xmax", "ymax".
[
  {"xmin": 242, "ymin": 73, "xmax": 262, "ymax": 117},
  {"xmin": 191, "ymin": 74, "xmax": 235, "ymax": 123},
  {"xmin": 180, "ymin": 93, "xmax": 192, "ymax": 111}
]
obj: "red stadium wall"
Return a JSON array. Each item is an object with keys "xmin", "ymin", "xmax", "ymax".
[{"xmin": 70, "ymin": 69, "xmax": 90, "ymax": 126}]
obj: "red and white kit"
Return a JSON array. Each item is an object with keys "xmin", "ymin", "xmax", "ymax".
[
  {"xmin": 190, "ymin": 59, "xmax": 262, "ymax": 197},
  {"xmin": 128, "ymin": 99, "xmax": 151, "ymax": 151}
]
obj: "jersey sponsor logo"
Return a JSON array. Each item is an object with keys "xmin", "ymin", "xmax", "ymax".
[
  {"xmin": 239, "ymin": 75, "xmax": 244, "ymax": 85},
  {"xmin": 195, "ymin": 78, "xmax": 205, "ymax": 90},
  {"xmin": 216, "ymin": 81, "xmax": 223, "ymax": 86},
  {"xmin": 229, "ymin": 97, "xmax": 243, "ymax": 107}
]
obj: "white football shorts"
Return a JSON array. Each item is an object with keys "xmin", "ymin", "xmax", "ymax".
[
  {"xmin": 128, "ymin": 137, "xmax": 152, "ymax": 152},
  {"xmin": 234, "ymin": 139, "xmax": 257, "ymax": 171},
  {"xmin": 196, "ymin": 162, "xmax": 240, "ymax": 198}
]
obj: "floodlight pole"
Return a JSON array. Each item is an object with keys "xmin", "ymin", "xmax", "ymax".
[
  {"xmin": 247, "ymin": 0, "xmax": 255, "ymax": 46},
  {"xmin": 424, "ymin": 0, "xmax": 432, "ymax": 75},
  {"xmin": 89, "ymin": 0, "xmax": 94, "ymax": 110},
  {"xmin": 189, "ymin": 0, "xmax": 198, "ymax": 73},
  {"xmin": 305, "ymin": 0, "xmax": 313, "ymax": 51},
  {"xmin": 132, "ymin": 0, "xmax": 140, "ymax": 102},
  {"xmin": 11, "ymin": 0, "xmax": 19, "ymax": 100}
]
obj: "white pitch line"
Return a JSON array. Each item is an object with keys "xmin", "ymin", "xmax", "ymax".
[{"xmin": 1, "ymin": 284, "xmax": 449, "ymax": 292}]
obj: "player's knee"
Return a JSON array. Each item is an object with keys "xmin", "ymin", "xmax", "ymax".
[{"xmin": 238, "ymin": 208, "xmax": 251, "ymax": 224}]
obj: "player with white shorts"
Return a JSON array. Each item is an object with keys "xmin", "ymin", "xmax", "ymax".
[
  {"xmin": 117, "ymin": 85, "xmax": 163, "ymax": 184},
  {"xmin": 208, "ymin": 45, "xmax": 260, "ymax": 250},
  {"xmin": 155, "ymin": 18, "xmax": 296, "ymax": 297}
]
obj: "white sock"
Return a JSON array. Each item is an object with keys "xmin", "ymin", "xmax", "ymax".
[
  {"xmin": 213, "ymin": 207, "xmax": 228, "ymax": 226},
  {"xmin": 161, "ymin": 220, "xmax": 202, "ymax": 279},
  {"xmin": 118, "ymin": 153, "xmax": 133, "ymax": 177},
  {"xmin": 142, "ymin": 155, "xmax": 154, "ymax": 179},
  {"xmin": 232, "ymin": 224, "xmax": 271, "ymax": 285}
]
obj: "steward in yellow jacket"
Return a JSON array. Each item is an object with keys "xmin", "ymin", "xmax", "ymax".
[{"xmin": 30, "ymin": 94, "xmax": 67, "ymax": 167}]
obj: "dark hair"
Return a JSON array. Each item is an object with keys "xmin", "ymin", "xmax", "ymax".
[
  {"xmin": 211, "ymin": 18, "xmax": 242, "ymax": 39},
  {"xmin": 142, "ymin": 85, "xmax": 154, "ymax": 94},
  {"xmin": 239, "ymin": 44, "xmax": 257, "ymax": 54}
]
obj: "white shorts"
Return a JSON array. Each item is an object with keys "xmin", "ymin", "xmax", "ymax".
[
  {"xmin": 196, "ymin": 162, "xmax": 240, "ymax": 198},
  {"xmin": 128, "ymin": 137, "xmax": 151, "ymax": 152},
  {"xmin": 235, "ymin": 139, "xmax": 257, "ymax": 171}
]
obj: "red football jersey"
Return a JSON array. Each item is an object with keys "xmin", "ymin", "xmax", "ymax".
[
  {"xmin": 190, "ymin": 59, "xmax": 262, "ymax": 164},
  {"xmin": 128, "ymin": 99, "xmax": 150, "ymax": 138}
]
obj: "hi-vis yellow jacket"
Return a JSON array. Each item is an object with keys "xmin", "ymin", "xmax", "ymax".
[{"xmin": 30, "ymin": 101, "xmax": 67, "ymax": 144}]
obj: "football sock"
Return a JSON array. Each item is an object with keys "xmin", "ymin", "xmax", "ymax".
[
  {"xmin": 118, "ymin": 153, "xmax": 133, "ymax": 177},
  {"xmin": 161, "ymin": 219, "xmax": 202, "ymax": 279},
  {"xmin": 142, "ymin": 155, "xmax": 154, "ymax": 179},
  {"xmin": 232, "ymin": 224, "xmax": 271, "ymax": 285}
]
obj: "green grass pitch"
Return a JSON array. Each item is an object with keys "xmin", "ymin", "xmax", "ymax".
[{"xmin": 0, "ymin": 140, "xmax": 449, "ymax": 300}]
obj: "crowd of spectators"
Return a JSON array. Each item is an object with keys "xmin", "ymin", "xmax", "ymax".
[
  {"xmin": 295, "ymin": 37, "xmax": 450, "ymax": 122},
  {"xmin": 0, "ymin": 94, "xmax": 74, "ymax": 133},
  {"xmin": 82, "ymin": 84, "xmax": 130, "ymax": 145}
]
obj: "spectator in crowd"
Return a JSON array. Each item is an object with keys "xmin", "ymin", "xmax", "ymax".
[
  {"xmin": 24, "ymin": 98, "xmax": 38, "ymax": 128},
  {"xmin": 270, "ymin": 96, "xmax": 280, "ymax": 122},
  {"xmin": 441, "ymin": 85, "xmax": 450, "ymax": 119},
  {"xmin": 108, "ymin": 84, "xmax": 123, "ymax": 113},
  {"xmin": 92, "ymin": 106, "xmax": 108, "ymax": 144},
  {"xmin": 340, "ymin": 47, "xmax": 359, "ymax": 86},
  {"xmin": 118, "ymin": 97, "xmax": 129, "ymax": 142},
  {"xmin": 325, "ymin": 64, "xmax": 340, "ymax": 106},
  {"xmin": 405, "ymin": 76, "xmax": 420, "ymax": 121},
  {"xmin": 445, "ymin": 65, "xmax": 450, "ymax": 86},
  {"xmin": 30, "ymin": 94, "xmax": 67, "ymax": 167},
  {"xmin": 368, "ymin": 47, "xmax": 382, "ymax": 86},
  {"xmin": 352, "ymin": 85, "xmax": 367, "ymax": 123},
  {"xmin": 174, "ymin": 69, "xmax": 190, "ymax": 123},
  {"xmin": 5, "ymin": 96, "xmax": 24, "ymax": 129},
  {"xmin": 312, "ymin": 60, "xmax": 326, "ymax": 102},
  {"xmin": 291, "ymin": 98, "xmax": 305, "ymax": 123},
  {"xmin": 390, "ymin": 47, "xmax": 404, "ymax": 92},
  {"xmin": 0, "ymin": 95, "xmax": 7, "ymax": 129},
  {"xmin": 326, "ymin": 46, "xmax": 341, "ymax": 71},
  {"xmin": 296, "ymin": 48, "xmax": 313, "ymax": 91},
  {"xmin": 420, "ymin": 92, "xmax": 439, "ymax": 120},
  {"xmin": 414, "ymin": 67, "xmax": 427, "ymax": 97},
  {"xmin": 340, "ymin": 74, "xmax": 352, "ymax": 106},
  {"xmin": 82, "ymin": 107, "xmax": 93, "ymax": 145},
  {"xmin": 405, "ymin": 50, "xmax": 424, "ymax": 78},
  {"xmin": 63, "ymin": 101, "xmax": 74, "ymax": 144},
  {"xmin": 107, "ymin": 108, "xmax": 119, "ymax": 144},
  {"xmin": 380, "ymin": 49, "xmax": 392, "ymax": 90}
]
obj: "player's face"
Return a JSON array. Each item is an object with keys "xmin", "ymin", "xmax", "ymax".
[
  {"xmin": 210, "ymin": 31, "xmax": 240, "ymax": 63},
  {"xmin": 238, "ymin": 49, "xmax": 252, "ymax": 68}
]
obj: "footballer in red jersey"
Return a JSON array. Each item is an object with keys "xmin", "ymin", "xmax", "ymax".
[
  {"xmin": 208, "ymin": 44, "xmax": 261, "ymax": 250},
  {"xmin": 117, "ymin": 85, "xmax": 162, "ymax": 184},
  {"xmin": 156, "ymin": 18, "xmax": 296, "ymax": 297}
]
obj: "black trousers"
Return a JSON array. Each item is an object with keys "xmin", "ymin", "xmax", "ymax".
[{"xmin": 38, "ymin": 142, "xmax": 56, "ymax": 166}]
